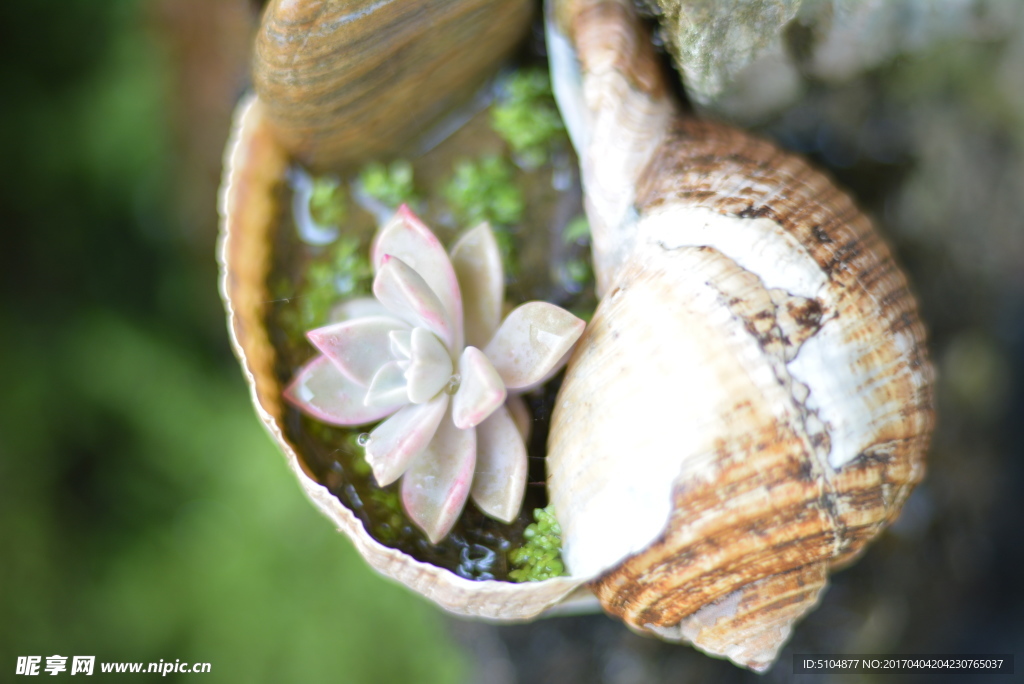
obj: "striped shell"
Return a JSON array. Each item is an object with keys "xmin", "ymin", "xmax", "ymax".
[
  {"xmin": 545, "ymin": 0, "xmax": 934, "ymax": 671},
  {"xmin": 253, "ymin": 0, "xmax": 533, "ymax": 168}
]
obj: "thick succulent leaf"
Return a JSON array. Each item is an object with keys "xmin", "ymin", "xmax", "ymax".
[
  {"xmin": 389, "ymin": 329, "xmax": 412, "ymax": 360},
  {"xmin": 374, "ymin": 255, "xmax": 454, "ymax": 350},
  {"xmin": 283, "ymin": 356, "xmax": 401, "ymax": 426},
  {"xmin": 364, "ymin": 361, "xmax": 409, "ymax": 409},
  {"xmin": 450, "ymin": 222, "xmax": 503, "ymax": 348},
  {"xmin": 307, "ymin": 316, "xmax": 408, "ymax": 386},
  {"xmin": 483, "ymin": 302, "xmax": 586, "ymax": 390},
  {"xmin": 505, "ymin": 393, "xmax": 532, "ymax": 443},
  {"xmin": 364, "ymin": 394, "xmax": 449, "ymax": 486},
  {"xmin": 405, "ymin": 327, "xmax": 453, "ymax": 404},
  {"xmin": 373, "ymin": 205, "xmax": 464, "ymax": 351},
  {"xmin": 471, "ymin": 405, "xmax": 528, "ymax": 523},
  {"xmin": 329, "ymin": 297, "xmax": 392, "ymax": 324},
  {"xmin": 452, "ymin": 347, "xmax": 507, "ymax": 429},
  {"xmin": 531, "ymin": 348, "xmax": 575, "ymax": 389},
  {"xmin": 400, "ymin": 406, "xmax": 476, "ymax": 544}
]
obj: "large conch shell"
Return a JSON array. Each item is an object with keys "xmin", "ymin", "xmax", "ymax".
[
  {"xmin": 544, "ymin": 0, "xmax": 934, "ymax": 670},
  {"xmin": 217, "ymin": 0, "xmax": 934, "ymax": 674}
]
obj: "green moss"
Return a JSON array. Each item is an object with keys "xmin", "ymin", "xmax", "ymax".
[
  {"xmin": 491, "ymin": 69, "xmax": 565, "ymax": 168},
  {"xmin": 562, "ymin": 215, "xmax": 594, "ymax": 288},
  {"xmin": 444, "ymin": 156, "xmax": 524, "ymax": 227},
  {"xmin": 270, "ymin": 276, "xmax": 306, "ymax": 349},
  {"xmin": 560, "ymin": 215, "xmax": 595, "ymax": 295},
  {"xmin": 564, "ymin": 259, "xmax": 592, "ymax": 286},
  {"xmin": 508, "ymin": 506, "xmax": 567, "ymax": 582},
  {"xmin": 443, "ymin": 156, "xmax": 523, "ymax": 274},
  {"xmin": 367, "ymin": 486, "xmax": 408, "ymax": 544},
  {"xmin": 299, "ymin": 237, "xmax": 373, "ymax": 328},
  {"xmin": 299, "ymin": 264, "xmax": 338, "ymax": 329},
  {"xmin": 563, "ymin": 215, "xmax": 591, "ymax": 245},
  {"xmin": 359, "ymin": 160, "xmax": 416, "ymax": 207},
  {"xmin": 309, "ymin": 176, "xmax": 347, "ymax": 226}
]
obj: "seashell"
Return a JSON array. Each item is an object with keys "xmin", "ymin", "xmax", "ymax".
[
  {"xmin": 253, "ymin": 0, "xmax": 534, "ymax": 168},
  {"xmin": 544, "ymin": 0, "xmax": 934, "ymax": 670},
  {"xmin": 218, "ymin": 94, "xmax": 589, "ymax": 620}
]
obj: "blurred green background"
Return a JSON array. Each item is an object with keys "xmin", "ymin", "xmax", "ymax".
[
  {"xmin": 0, "ymin": 1, "xmax": 463, "ymax": 681},
  {"xmin": 2, "ymin": 1, "xmax": 1024, "ymax": 683}
]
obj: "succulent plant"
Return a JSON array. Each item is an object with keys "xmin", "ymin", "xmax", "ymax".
[{"xmin": 283, "ymin": 206, "xmax": 586, "ymax": 543}]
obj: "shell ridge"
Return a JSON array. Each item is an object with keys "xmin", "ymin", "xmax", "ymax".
[
  {"xmin": 696, "ymin": 249, "xmax": 840, "ymax": 474},
  {"xmin": 679, "ymin": 246, "xmax": 850, "ymax": 566},
  {"xmin": 636, "ymin": 194, "xmax": 932, "ymax": 474}
]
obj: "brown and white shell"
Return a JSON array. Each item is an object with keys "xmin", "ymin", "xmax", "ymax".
[
  {"xmin": 544, "ymin": 0, "xmax": 934, "ymax": 670},
  {"xmin": 253, "ymin": 0, "xmax": 534, "ymax": 169}
]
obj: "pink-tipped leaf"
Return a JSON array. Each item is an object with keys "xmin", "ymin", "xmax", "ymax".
[
  {"xmin": 471, "ymin": 404, "xmax": 528, "ymax": 523},
  {"xmin": 452, "ymin": 346, "xmax": 507, "ymax": 429},
  {"xmin": 483, "ymin": 302, "xmax": 586, "ymax": 390},
  {"xmin": 450, "ymin": 222, "xmax": 503, "ymax": 348},
  {"xmin": 364, "ymin": 394, "xmax": 448, "ymax": 486},
  {"xmin": 328, "ymin": 297, "xmax": 392, "ymax": 324},
  {"xmin": 283, "ymin": 355, "xmax": 402, "ymax": 426},
  {"xmin": 307, "ymin": 316, "xmax": 408, "ymax": 387},
  {"xmin": 405, "ymin": 327, "xmax": 453, "ymax": 404},
  {"xmin": 374, "ymin": 255, "xmax": 454, "ymax": 350},
  {"xmin": 400, "ymin": 406, "xmax": 477, "ymax": 544},
  {"xmin": 373, "ymin": 205, "xmax": 464, "ymax": 351},
  {"xmin": 364, "ymin": 361, "xmax": 409, "ymax": 409},
  {"xmin": 505, "ymin": 393, "xmax": 533, "ymax": 443}
]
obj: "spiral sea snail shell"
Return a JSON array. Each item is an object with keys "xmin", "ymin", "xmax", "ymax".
[
  {"xmin": 218, "ymin": 0, "xmax": 934, "ymax": 673},
  {"xmin": 544, "ymin": 0, "xmax": 934, "ymax": 669}
]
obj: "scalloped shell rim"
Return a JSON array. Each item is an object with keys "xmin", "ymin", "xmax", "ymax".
[{"xmin": 217, "ymin": 93, "xmax": 587, "ymax": 619}]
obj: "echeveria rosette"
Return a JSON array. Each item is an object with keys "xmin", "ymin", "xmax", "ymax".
[{"xmin": 284, "ymin": 206, "xmax": 586, "ymax": 543}]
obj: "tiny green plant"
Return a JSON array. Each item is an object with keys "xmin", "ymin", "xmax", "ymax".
[
  {"xmin": 508, "ymin": 506, "xmax": 567, "ymax": 582},
  {"xmin": 308, "ymin": 176, "xmax": 347, "ymax": 226},
  {"xmin": 561, "ymin": 215, "xmax": 594, "ymax": 294},
  {"xmin": 444, "ymin": 156, "xmax": 524, "ymax": 227},
  {"xmin": 444, "ymin": 156, "xmax": 523, "ymax": 273},
  {"xmin": 491, "ymin": 69, "xmax": 565, "ymax": 168},
  {"xmin": 300, "ymin": 237, "xmax": 373, "ymax": 328},
  {"xmin": 564, "ymin": 258, "xmax": 592, "ymax": 287},
  {"xmin": 366, "ymin": 487, "xmax": 407, "ymax": 543},
  {"xmin": 358, "ymin": 160, "xmax": 416, "ymax": 207},
  {"xmin": 563, "ymin": 215, "xmax": 591, "ymax": 245}
]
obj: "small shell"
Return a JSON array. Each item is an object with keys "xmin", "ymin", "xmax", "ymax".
[
  {"xmin": 546, "ymin": 0, "xmax": 934, "ymax": 671},
  {"xmin": 253, "ymin": 0, "xmax": 534, "ymax": 168}
]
